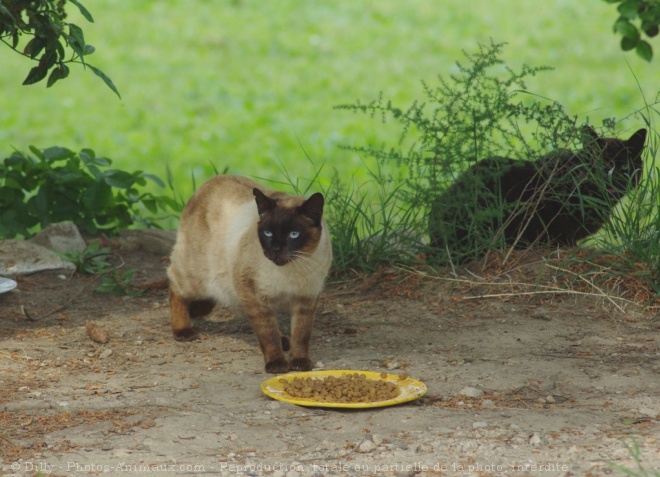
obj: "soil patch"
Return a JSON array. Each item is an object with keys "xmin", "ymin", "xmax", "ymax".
[{"xmin": 1, "ymin": 245, "xmax": 658, "ymax": 476}]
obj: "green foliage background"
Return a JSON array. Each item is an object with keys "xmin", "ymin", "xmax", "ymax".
[{"xmin": 0, "ymin": 0, "xmax": 658, "ymax": 201}]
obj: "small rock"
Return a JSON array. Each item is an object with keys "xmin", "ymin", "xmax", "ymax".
[
  {"xmin": 30, "ymin": 222, "xmax": 86, "ymax": 253},
  {"xmin": 539, "ymin": 379, "xmax": 555, "ymax": 391},
  {"xmin": 0, "ymin": 240, "xmax": 75, "ymax": 276},
  {"xmin": 227, "ymin": 434, "xmax": 238, "ymax": 441},
  {"xmin": 639, "ymin": 407, "xmax": 658, "ymax": 418},
  {"xmin": 529, "ymin": 432, "xmax": 543, "ymax": 446},
  {"xmin": 472, "ymin": 421, "xmax": 488, "ymax": 429},
  {"xmin": 546, "ymin": 395, "xmax": 556, "ymax": 404},
  {"xmin": 371, "ymin": 434, "xmax": 384, "ymax": 446},
  {"xmin": 357, "ymin": 439, "xmax": 377, "ymax": 453},
  {"xmin": 481, "ymin": 399, "xmax": 496, "ymax": 409},
  {"xmin": 85, "ymin": 321, "xmax": 109, "ymax": 344},
  {"xmin": 99, "ymin": 348, "xmax": 113, "ymax": 359},
  {"xmin": 459, "ymin": 386, "xmax": 484, "ymax": 398},
  {"xmin": 118, "ymin": 229, "xmax": 176, "ymax": 255}
]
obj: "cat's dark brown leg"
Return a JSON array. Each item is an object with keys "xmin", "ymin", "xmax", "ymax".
[
  {"xmin": 169, "ymin": 287, "xmax": 198, "ymax": 341},
  {"xmin": 245, "ymin": 310, "xmax": 288, "ymax": 373},
  {"xmin": 239, "ymin": 279, "xmax": 288, "ymax": 373},
  {"xmin": 288, "ymin": 296, "xmax": 318, "ymax": 371}
]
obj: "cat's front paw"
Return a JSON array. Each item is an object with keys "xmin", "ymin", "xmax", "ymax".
[
  {"xmin": 265, "ymin": 358, "xmax": 289, "ymax": 374},
  {"xmin": 173, "ymin": 328, "xmax": 199, "ymax": 342},
  {"xmin": 289, "ymin": 357, "xmax": 313, "ymax": 372}
]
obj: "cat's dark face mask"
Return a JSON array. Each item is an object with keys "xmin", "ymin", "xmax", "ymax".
[
  {"xmin": 581, "ymin": 127, "xmax": 646, "ymax": 198},
  {"xmin": 253, "ymin": 189, "xmax": 325, "ymax": 267},
  {"xmin": 599, "ymin": 128, "xmax": 647, "ymax": 197}
]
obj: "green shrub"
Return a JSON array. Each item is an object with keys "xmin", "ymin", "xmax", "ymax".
[
  {"xmin": 336, "ymin": 40, "xmax": 658, "ymax": 276},
  {"xmin": 0, "ymin": 145, "xmax": 175, "ymax": 238}
]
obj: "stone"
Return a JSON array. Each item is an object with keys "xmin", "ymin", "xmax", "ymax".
[
  {"xmin": 118, "ymin": 229, "xmax": 176, "ymax": 255},
  {"xmin": 529, "ymin": 432, "xmax": 543, "ymax": 446},
  {"xmin": 0, "ymin": 240, "xmax": 75, "ymax": 276},
  {"xmin": 481, "ymin": 399, "xmax": 496, "ymax": 408},
  {"xmin": 459, "ymin": 386, "xmax": 484, "ymax": 398},
  {"xmin": 357, "ymin": 439, "xmax": 377, "ymax": 453},
  {"xmin": 539, "ymin": 379, "xmax": 556, "ymax": 391},
  {"xmin": 30, "ymin": 222, "xmax": 86, "ymax": 253}
]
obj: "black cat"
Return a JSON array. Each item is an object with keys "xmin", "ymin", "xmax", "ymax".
[{"xmin": 429, "ymin": 126, "xmax": 647, "ymax": 263}]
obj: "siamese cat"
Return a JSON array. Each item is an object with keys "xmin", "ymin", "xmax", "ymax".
[
  {"xmin": 167, "ymin": 175, "xmax": 332, "ymax": 374},
  {"xmin": 429, "ymin": 126, "xmax": 647, "ymax": 263}
]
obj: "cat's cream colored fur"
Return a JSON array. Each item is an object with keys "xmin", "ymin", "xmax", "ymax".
[{"xmin": 167, "ymin": 175, "xmax": 332, "ymax": 373}]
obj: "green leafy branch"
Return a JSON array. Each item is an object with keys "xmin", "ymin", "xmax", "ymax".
[
  {"xmin": 0, "ymin": 146, "xmax": 178, "ymax": 239},
  {"xmin": 0, "ymin": 0, "xmax": 120, "ymax": 97},
  {"xmin": 605, "ymin": 0, "xmax": 660, "ymax": 61}
]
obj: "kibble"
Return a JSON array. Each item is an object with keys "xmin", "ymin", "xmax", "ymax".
[{"xmin": 280, "ymin": 373, "xmax": 401, "ymax": 403}]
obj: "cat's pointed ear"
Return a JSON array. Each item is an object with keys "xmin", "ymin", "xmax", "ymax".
[
  {"xmin": 627, "ymin": 129, "xmax": 647, "ymax": 156},
  {"xmin": 253, "ymin": 188, "xmax": 276, "ymax": 216},
  {"xmin": 582, "ymin": 125, "xmax": 599, "ymax": 141},
  {"xmin": 299, "ymin": 192, "xmax": 324, "ymax": 226},
  {"xmin": 581, "ymin": 125, "xmax": 602, "ymax": 151}
]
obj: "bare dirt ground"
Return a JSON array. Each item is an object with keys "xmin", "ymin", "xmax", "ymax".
[{"xmin": 1, "ymin": 244, "xmax": 659, "ymax": 477}]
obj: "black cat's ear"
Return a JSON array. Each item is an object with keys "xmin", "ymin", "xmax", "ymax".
[
  {"xmin": 299, "ymin": 192, "xmax": 324, "ymax": 226},
  {"xmin": 581, "ymin": 125, "xmax": 602, "ymax": 151},
  {"xmin": 253, "ymin": 188, "xmax": 276, "ymax": 216},
  {"xmin": 582, "ymin": 125, "xmax": 599, "ymax": 141},
  {"xmin": 627, "ymin": 129, "xmax": 647, "ymax": 156}
]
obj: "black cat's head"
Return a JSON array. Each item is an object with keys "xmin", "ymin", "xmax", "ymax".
[
  {"xmin": 253, "ymin": 188, "xmax": 325, "ymax": 266},
  {"xmin": 582, "ymin": 126, "xmax": 647, "ymax": 196}
]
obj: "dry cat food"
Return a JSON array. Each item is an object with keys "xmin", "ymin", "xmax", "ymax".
[{"xmin": 280, "ymin": 372, "xmax": 401, "ymax": 403}]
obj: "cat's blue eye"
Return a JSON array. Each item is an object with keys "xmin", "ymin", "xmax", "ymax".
[
  {"xmin": 263, "ymin": 230, "xmax": 273, "ymax": 238},
  {"xmin": 288, "ymin": 231, "xmax": 300, "ymax": 239}
]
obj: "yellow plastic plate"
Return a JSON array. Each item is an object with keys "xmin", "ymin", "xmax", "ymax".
[{"xmin": 261, "ymin": 369, "xmax": 427, "ymax": 409}]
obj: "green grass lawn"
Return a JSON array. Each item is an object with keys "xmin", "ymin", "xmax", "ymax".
[{"xmin": 1, "ymin": 0, "xmax": 658, "ymax": 200}]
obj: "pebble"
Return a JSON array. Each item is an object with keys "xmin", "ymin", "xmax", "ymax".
[
  {"xmin": 459, "ymin": 386, "xmax": 484, "ymax": 398},
  {"xmin": 529, "ymin": 432, "xmax": 543, "ymax": 446},
  {"xmin": 539, "ymin": 379, "xmax": 556, "ymax": 391},
  {"xmin": 546, "ymin": 395, "xmax": 556, "ymax": 404},
  {"xmin": 473, "ymin": 421, "xmax": 488, "ymax": 429},
  {"xmin": 481, "ymin": 399, "xmax": 495, "ymax": 408},
  {"xmin": 99, "ymin": 348, "xmax": 113, "ymax": 359},
  {"xmin": 357, "ymin": 439, "xmax": 377, "ymax": 453}
]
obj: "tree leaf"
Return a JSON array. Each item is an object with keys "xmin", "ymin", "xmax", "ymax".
[
  {"xmin": 87, "ymin": 63, "xmax": 121, "ymax": 99},
  {"xmin": 103, "ymin": 170, "xmax": 136, "ymax": 189},
  {"xmin": 22, "ymin": 65, "xmax": 49, "ymax": 85},
  {"xmin": 43, "ymin": 146, "xmax": 74, "ymax": 161},
  {"xmin": 68, "ymin": 0, "xmax": 95, "ymax": 23},
  {"xmin": 141, "ymin": 173, "xmax": 166, "ymax": 188},
  {"xmin": 621, "ymin": 35, "xmax": 640, "ymax": 51},
  {"xmin": 67, "ymin": 24, "xmax": 87, "ymax": 61},
  {"xmin": 617, "ymin": 0, "xmax": 640, "ymax": 20},
  {"xmin": 614, "ymin": 18, "xmax": 640, "ymax": 39},
  {"xmin": 636, "ymin": 40, "xmax": 653, "ymax": 61},
  {"xmin": 83, "ymin": 180, "xmax": 112, "ymax": 212},
  {"xmin": 24, "ymin": 37, "xmax": 46, "ymax": 59},
  {"xmin": 47, "ymin": 64, "xmax": 70, "ymax": 88},
  {"xmin": 643, "ymin": 23, "xmax": 659, "ymax": 38}
]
